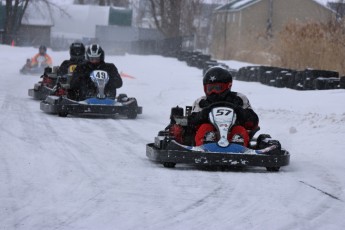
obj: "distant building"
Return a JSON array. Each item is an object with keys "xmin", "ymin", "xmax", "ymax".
[
  {"xmin": 50, "ymin": 4, "xmax": 133, "ymax": 50},
  {"xmin": 0, "ymin": 1, "xmax": 53, "ymax": 46},
  {"xmin": 210, "ymin": 0, "xmax": 336, "ymax": 60},
  {"xmin": 18, "ymin": 2, "xmax": 53, "ymax": 47}
]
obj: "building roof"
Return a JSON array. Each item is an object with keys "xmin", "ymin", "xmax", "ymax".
[
  {"xmin": 215, "ymin": 0, "xmax": 333, "ymax": 12},
  {"xmin": 215, "ymin": 0, "xmax": 260, "ymax": 12}
]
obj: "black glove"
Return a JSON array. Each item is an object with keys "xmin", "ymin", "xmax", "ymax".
[
  {"xmin": 202, "ymin": 106, "xmax": 213, "ymax": 118},
  {"xmin": 188, "ymin": 108, "xmax": 210, "ymax": 127}
]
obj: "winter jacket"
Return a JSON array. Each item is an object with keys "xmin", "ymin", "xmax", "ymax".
[
  {"xmin": 189, "ymin": 90, "xmax": 259, "ymax": 130},
  {"xmin": 30, "ymin": 53, "xmax": 52, "ymax": 67},
  {"xmin": 57, "ymin": 59, "xmax": 85, "ymax": 77},
  {"xmin": 69, "ymin": 61, "xmax": 122, "ymax": 101}
]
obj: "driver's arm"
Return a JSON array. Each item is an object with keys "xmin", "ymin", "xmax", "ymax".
[
  {"xmin": 188, "ymin": 97, "xmax": 210, "ymax": 127},
  {"xmin": 70, "ymin": 65, "xmax": 85, "ymax": 89}
]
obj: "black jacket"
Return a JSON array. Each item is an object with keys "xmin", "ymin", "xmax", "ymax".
[
  {"xmin": 189, "ymin": 91, "xmax": 259, "ymax": 130},
  {"xmin": 57, "ymin": 58, "xmax": 84, "ymax": 77},
  {"xmin": 69, "ymin": 61, "xmax": 123, "ymax": 100}
]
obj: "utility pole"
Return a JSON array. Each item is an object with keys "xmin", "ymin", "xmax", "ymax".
[
  {"xmin": 223, "ymin": 0, "xmax": 230, "ymax": 59},
  {"xmin": 267, "ymin": 0, "xmax": 273, "ymax": 38}
]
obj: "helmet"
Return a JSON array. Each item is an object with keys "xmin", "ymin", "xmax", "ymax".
[
  {"xmin": 86, "ymin": 44, "xmax": 104, "ymax": 63},
  {"xmin": 39, "ymin": 45, "xmax": 47, "ymax": 55},
  {"xmin": 70, "ymin": 42, "xmax": 85, "ymax": 60},
  {"xmin": 203, "ymin": 66, "xmax": 233, "ymax": 96}
]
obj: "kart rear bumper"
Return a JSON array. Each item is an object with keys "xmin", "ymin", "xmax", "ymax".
[{"xmin": 40, "ymin": 96, "xmax": 142, "ymax": 117}]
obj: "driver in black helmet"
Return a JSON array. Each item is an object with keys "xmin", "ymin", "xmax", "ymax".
[
  {"xmin": 170, "ymin": 66, "xmax": 259, "ymax": 146},
  {"xmin": 45, "ymin": 42, "xmax": 87, "ymax": 97},
  {"xmin": 57, "ymin": 42, "xmax": 86, "ymax": 77},
  {"xmin": 69, "ymin": 43, "xmax": 123, "ymax": 101}
]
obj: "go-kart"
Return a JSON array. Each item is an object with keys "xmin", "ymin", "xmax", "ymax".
[
  {"xmin": 20, "ymin": 58, "xmax": 49, "ymax": 75},
  {"xmin": 28, "ymin": 66, "xmax": 68, "ymax": 100},
  {"xmin": 40, "ymin": 70, "xmax": 142, "ymax": 119},
  {"xmin": 146, "ymin": 103, "xmax": 290, "ymax": 171}
]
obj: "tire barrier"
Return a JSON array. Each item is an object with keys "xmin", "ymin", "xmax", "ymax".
[
  {"xmin": 168, "ymin": 50, "xmax": 344, "ymax": 90},
  {"xmin": 174, "ymin": 50, "xmax": 237, "ymax": 77},
  {"xmin": 235, "ymin": 65, "xmax": 344, "ymax": 90}
]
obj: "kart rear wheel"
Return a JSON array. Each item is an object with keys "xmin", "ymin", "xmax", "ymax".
[
  {"xmin": 58, "ymin": 112, "xmax": 68, "ymax": 117},
  {"xmin": 163, "ymin": 162, "xmax": 176, "ymax": 168},
  {"xmin": 266, "ymin": 167, "xmax": 280, "ymax": 172},
  {"xmin": 127, "ymin": 111, "xmax": 137, "ymax": 119},
  {"xmin": 127, "ymin": 98, "xmax": 138, "ymax": 119}
]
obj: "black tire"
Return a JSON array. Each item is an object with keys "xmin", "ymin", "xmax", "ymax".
[
  {"xmin": 266, "ymin": 167, "xmax": 280, "ymax": 172},
  {"xmin": 256, "ymin": 134, "xmax": 271, "ymax": 149},
  {"xmin": 127, "ymin": 98, "xmax": 138, "ymax": 119},
  {"xmin": 127, "ymin": 112, "xmax": 137, "ymax": 119},
  {"xmin": 163, "ymin": 162, "xmax": 176, "ymax": 168},
  {"xmin": 58, "ymin": 112, "xmax": 68, "ymax": 117}
]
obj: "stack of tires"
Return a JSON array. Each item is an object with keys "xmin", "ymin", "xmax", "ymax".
[
  {"xmin": 340, "ymin": 76, "xmax": 345, "ymax": 89},
  {"xmin": 236, "ymin": 65, "xmax": 343, "ymax": 91}
]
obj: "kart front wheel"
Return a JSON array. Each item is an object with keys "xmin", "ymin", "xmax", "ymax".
[
  {"xmin": 58, "ymin": 112, "xmax": 68, "ymax": 117},
  {"xmin": 266, "ymin": 167, "xmax": 280, "ymax": 172},
  {"xmin": 163, "ymin": 162, "xmax": 176, "ymax": 168}
]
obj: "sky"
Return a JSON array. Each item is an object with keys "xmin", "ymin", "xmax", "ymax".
[{"xmin": 0, "ymin": 45, "xmax": 345, "ymax": 230}]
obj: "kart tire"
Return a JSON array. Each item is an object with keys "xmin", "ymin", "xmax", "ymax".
[
  {"xmin": 163, "ymin": 162, "xmax": 176, "ymax": 168},
  {"xmin": 127, "ymin": 111, "xmax": 137, "ymax": 119},
  {"xmin": 257, "ymin": 134, "xmax": 271, "ymax": 149},
  {"xmin": 58, "ymin": 112, "xmax": 68, "ymax": 117},
  {"xmin": 266, "ymin": 167, "xmax": 280, "ymax": 172},
  {"xmin": 127, "ymin": 98, "xmax": 138, "ymax": 119}
]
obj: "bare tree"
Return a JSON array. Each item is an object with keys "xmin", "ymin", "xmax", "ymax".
[
  {"xmin": 328, "ymin": 0, "xmax": 345, "ymax": 19},
  {"xmin": 148, "ymin": 0, "xmax": 204, "ymax": 38},
  {"xmin": 2, "ymin": 0, "xmax": 69, "ymax": 45},
  {"xmin": 3, "ymin": 0, "xmax": 30, "ymax": 44},
  {"xmin": 148, "ymin": 0, "xmax": 181, "ymax": 37}
]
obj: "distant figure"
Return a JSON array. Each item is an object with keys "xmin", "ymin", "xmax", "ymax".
[
  {"xmin": 20, "ymin": 45, "xmax": 53, "ymax": 74},
  {"xmin": 30, "ymin": 45, "xmax": 53, "ymax": 68}
]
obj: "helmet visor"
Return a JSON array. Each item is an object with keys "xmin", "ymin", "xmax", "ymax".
[
  {"xmin": 204, "ymin": 82, "xmax": 230, "ymax": 95},
  {"xmin": 89, "ymin": 57, "xmax": 100, "ymax": 63}
]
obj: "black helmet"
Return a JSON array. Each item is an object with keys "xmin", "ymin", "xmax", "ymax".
[
  {"xmin": 86, "ymin": 44, "xmax": 104, "ymax": 62},
  {"xmin": 203, "ymin": 66, "xmax": 233, "ymax": 95},
  {"xmin": 39, "ymin": 45, "xmax": 47, "ymax": 55},
  {"xmin": 70, "ymin": 42, "xmax": 85, "ymax": 60}
]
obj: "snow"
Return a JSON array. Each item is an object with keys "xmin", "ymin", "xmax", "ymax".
[{"xmin": 1, "ymin": 44, "xmax": 345, "ymax": 230}]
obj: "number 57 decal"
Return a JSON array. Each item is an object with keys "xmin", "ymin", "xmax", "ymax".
[{"xmin": 215, "ymin": 109, "xmax": 232, "ymax": 116}]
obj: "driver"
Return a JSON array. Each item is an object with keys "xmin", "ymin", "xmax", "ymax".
[
  {"xmin": 30, "ymin": 45, "xmax": 53, "ymax": 68},
  {"xmin": 171, "ymin": 66, "xmax": 259, "ymax": 146},
  {"xmin": 57, "ymin": 42, "xmax": 86, "ymax": 77},
  {"xmin": 69, "ymin": 44, "xmax": 122, "ymax": 101}
]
